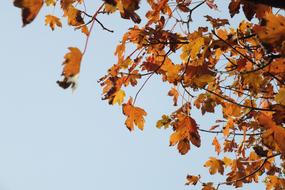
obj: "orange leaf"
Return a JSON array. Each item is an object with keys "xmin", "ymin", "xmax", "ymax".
[
  {"xmin": 212, "ymin": 136, "xmax": 221, "ymax": 155},
  {"xmin": 204, "ymin": 157, "xmax": 225, "ymax": 175},
  {"xmin": 122, "ymin": 98, "xmax": 147, "ymax": 131},
  {"xmin": 13, "ymin": 0, "xmax": 43, "ymax": 26},
  {"xmin": 255, "ymin": 12, "xmax": 285, "ymax": 46},
  {"xmin": 45, "ymin": 15, "xmax": 62, "ymax": 30},
  {"xmin": 185, "ymin": 175, "xmax": 200, "ymax": 186},
  {"xmin": 57, "ymin": 47, "xmax": 82, "ymax": 90}
]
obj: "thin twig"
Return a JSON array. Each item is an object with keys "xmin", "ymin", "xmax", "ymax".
[
  {"xmin": 82, "ymin": 3, "xmax": 104, "ymax": 55},
  {"xmin": 133, "ymin": 49, "xmax": 171, "ymax": 104}
]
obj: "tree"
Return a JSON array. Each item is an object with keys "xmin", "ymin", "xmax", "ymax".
[{"xmin": 13, "ymin": 0, "xmax": 285, "ymax": 189}]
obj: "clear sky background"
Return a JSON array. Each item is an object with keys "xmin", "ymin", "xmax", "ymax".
[{"xmin": 0, "ymin": 1, "xmax": 264, "ymax": 190}]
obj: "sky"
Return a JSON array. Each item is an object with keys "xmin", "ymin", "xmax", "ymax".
[{"xmin": 0, "ymin": 1, "xmax": 264, "ymax": 190}]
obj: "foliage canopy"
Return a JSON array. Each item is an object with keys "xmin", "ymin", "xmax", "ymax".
[{"xmin": 13, "ymin": 0, "xmax": 285, "ymax": 189}]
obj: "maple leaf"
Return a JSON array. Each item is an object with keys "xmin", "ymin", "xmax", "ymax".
[
  {"xmin": 185, "ymin": 175, "xmax": 200, "ymax": 186},
  {"xmin": 45, "ymin": 15, "xmax": 62, "ymax": 30},
  {"xmin": 204, "ymin": 157, "xmax": 225, "ymax": 175},
  {"xmin": 169, "ymin": 113, "xmax": 200, "ymax": 154},
  {"xmin": 122, "ymin": 98, "xmax": 147, "ymax": 131},
  {"xmin": 57, "ymin": 47, "xmax": 82, "ymax": 91},
  {"xmin": 112, "ymin": 89, "xmax": 126, "ymax": 105},
  {"xmin": 13, "ymin": 0, "xmax": 43, "ymax": 26}
]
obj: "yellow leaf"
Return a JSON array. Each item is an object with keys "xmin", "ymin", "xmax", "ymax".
[
  {"xmin": 112, "ymin": 89, "xmax": 126, "ymax": 105},
  {"xmin": 13, "ymin": 0, "xmax": 43, "ymax": 26},
  {"xmin": 45, "ymin": 15, "xmax": 62, "ymax": 30},
  {"xmin": 222, "ymin": 157, "xmax": 232, "ymax": 167},
  {"xmin": 190, "ymin": 37, "xmax": 205, "ymax": 59},
  {"xmin": 120, "ymin": 57, "xmax": 133, "ymax": 69},
  {"xmin": 275, "ymin": 88, "xmax": 285, "ymax": 105}
]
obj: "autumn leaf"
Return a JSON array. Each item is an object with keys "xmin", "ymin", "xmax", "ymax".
[
  {"xmin": 112, "ymin": 89, "xmax": 126, "ymax": 105},
  {"xmin": 156, "ymin": 115, "xmax": 171, "ymax": 129},
  {"xmin": 204, "ymin": 157, "xmax": 225, "ymax": 175},
  {"xmin": 57, "ymin": 47, "xmax": 82, "ymax": 90},
  {"xmin": 64, "ymin": 6, "xmax": 84, "ymax": 26},
  {"xmin": 122, "ymin": 98, "xmax": 147, "ymax": 131},
  {"xmin": 45, "ymin": 15, "xmax": 62, "ymax": 30},
  {"xmin": 178, "ymin": 139, "xmax": 190, "ymax": 155},
  {"xmin": 212, "ymin": 136, "xmax": 221, "ymax": 155},
  {"xmin": 168, "ymin": 87, "xmax": 179, "ymax": 106},
  {"xmin": 255, "ymin": 12, "xmax": 285, "ymax": 46},
  {"xmin": 185, "ymin": 175, "xmax": 200, "ymax": 186},
  {"xmin": 14, "ymin": 0, "xmax": 43, "ymax": 26}
]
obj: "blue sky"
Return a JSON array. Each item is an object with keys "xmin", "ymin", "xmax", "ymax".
[{"xmin": 0, "ymin": 1, "xmax": 264, "ymax": 190}]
